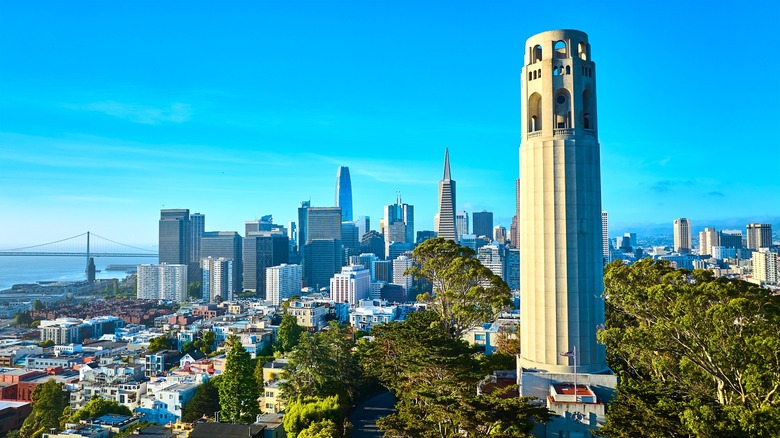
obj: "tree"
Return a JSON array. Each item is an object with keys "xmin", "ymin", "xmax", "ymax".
[
  {"xmin": 276, "ymin": 313, "xmax": 303, "ymax": 353},
  {"xmin": 282, "ymin": 396, "xmax": 342, "ymax": 438},
  {"xmin": 201, "ymin": 330, "xmax": 216, "ymax": 353},
  {"xmin": 147, "ymin": 336, "xmax": 171, "ymax": 353},
  {"xmin": 406, "ymin": 237, "xmax": 511, "ymax": 338},
  {"xmin": 37, "ymin": 339, "xmax": 54, "ymax": 348},
  {"xmin": 32, "ymin": 299, "xmax": 44, "ymax": 311},
  {"xmin": 362, "ymin": 311, "xmax": 552, "ymax": 437},
  {"xmin": 297, "ymin": 419, "xmax": 339, "ymax": 438},
  {"xmin": 66, "ymin": 397, "xmax": 132, "ymax": 426},
  {"xmin": 188, "ymin": 281, "xmax": 202, "ymax": 300},
  {"xmin": 18, "ymin": 379, "xmax": 69, "ymax": 438},
  {"xmin": 493, "ymin": 323, "xmax": 521, "ymax": 356},
  {"xmin": 598, "ymin": 259, "xmax": 780, "ymax": 437},
  {"xmin": 14, "ymin": 311, "xmax": 33, "ymax": 327},
  {"xmin": 182, "ymin": 376, "xmax": 221, "ymax": 422},
  {"xmin": 218, "ymin": 335, "xmax": 259, "ymax": 423},
  {"xmin": 180, "ymin": 341, "xmax": 195, "ymax": 355},
  {"xmin": 112, "ymin": 423, "xmax": 157, "ymax": 438},
  {"xmin": 280, "ymin": 322, "xmax": 363, "ymax": 409}
]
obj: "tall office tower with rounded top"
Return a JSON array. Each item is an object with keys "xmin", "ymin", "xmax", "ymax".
[
  {"xmin": 518, "ymin": 30, "xmax": 607, "ymax": 374},
  {"xmin": 335, "ymin": 166, "xmax": 353, "ymax": 222}
]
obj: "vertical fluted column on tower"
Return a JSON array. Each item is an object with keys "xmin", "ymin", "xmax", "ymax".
[{"xmin": 518, "ymin": 29, "xmax": 607, "ymax": 374}]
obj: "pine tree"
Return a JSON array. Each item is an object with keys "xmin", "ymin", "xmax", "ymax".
[{"xmin": 218, "ymin": 335, "xmax": 259, "ymax": 423}]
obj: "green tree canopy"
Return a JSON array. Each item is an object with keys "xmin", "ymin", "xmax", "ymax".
[
  {"xmin": 31, "ymin": 299, "xmax": 45, "ymax": 311},
  {"xmin": 280, "ymin": 322, "xmax": 363, "ymax": 409},
  {"xmin": 282, "ymin": 396, "xmax": 342, "ymax": 438},
  {"xmin": 66, "ymin": 397, "xmax": 132, "ymax": 426},
  {"xmin": 182, "ymin": 376, "xmax": 221, "ymax": 422},
  {"xmin": 276, "ymin": 313, "xmax": 304, "ymax": 353},
  {"xmin": 147, "ymin": 336, "xmax": 171, "ymax": 353},
  {"xmin": 18, "ymin": 379, "xmax": 69, "ymax": 438},
  {"xmin": 188, "ymin": 281, "xmax": 202, "ymax": 300},
  {"xmin": 406, "ymin": 237, "xmax": 511, "ymax": 338},
  {"xmin": 218, "ymin": 335, "xmax": 259, "ymax": 423},
  {"xmin": 297, "ymin": 419, "xmax": 339, "ymax": 438},
  {"xmin": 599, "ymin": 259, "xmax": 780, "ymax": 437},
  {"xmin": 362, "ymin": 311, "xmax": 552, "ymax": 437},
  {"xmin": 15, "ymin": 311, "xmax": 33, "ymax": 327}
]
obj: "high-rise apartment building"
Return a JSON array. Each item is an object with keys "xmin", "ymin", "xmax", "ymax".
[
  {"xmin": 720, "ymin": 230, "xmax": 743, "ymax": 249},
  {"xmin": 190, "ymin": 213, "xmax": 205, "ymax": 263},
  {"xmin": 341, "ymin": 222, "xmax": 360, "ymax": 258},
  {"xmin": 477, "ymin": 244, "xmax": 503, "ymax": 278},
  {"xmin": 201, "ymin": 231, "xmax": 243, "ymax": 294},
  {"xmin": 243, "ymin": 231, "xmax": 288, "ymax": 296},
  {"xmin": 137, "ymin": 263, "xmax": 188, "ymax": 302},
  {"xmin": 391, "ymin": 255, "xmax": 413, "ymax": 298},
  {"xmin": 505, "ymin": 248, "xmax": 520, "ymax": 291},
  {"xmin": 297, "ymin": 201, "xmax": 310, "ymax": 259},
  {"xmin": 510, "ymin": 215, "xmax": 518, "ymax": 248},
  {"xmin": 747, "ymin": 223, "xmax": 773, "ymax": 250},
  {"xmin": 303, "ymin": 207, "xmax": 343, "ymax": 288},
  {"xmin": 383, "ymin": 194, "xmax": 414, "ymax": 258},
  {"xmin": 493, "ymin": 226, "xmax": 507, "ymax": 244},
  {"xmin": 699, "ymin": 227, "xmax": 720, "ymax": 256},
  {"xmin": 437, "ymin": 149, "xmax": 457, "ymax": 242},
  {"xmin": 372, "ymin": 259, "xmax": 393, "ymax": 283},
  {"xmin": 159, "ymin": 209, "xmax": 191, "ymax": 266},
  {"xmin": 335, "ymin": 166, "xmax": 353, "ymax": 222},
  {"xmin": 455, "ymin": 210, "xmax": 469, "ymax": 240},
  {"xmin": 266, "ymin": 264, "xmax": 302, "ymax": 306},
  {"xmin": 472, "ymin": 211, "xmax": 493, "ymax": 239},
  {"xmin": 360, "ymin": 230, "xmax": 385, "ymax": 260},
  {"xmin": 752, "ymin": 249, "xmax": 778, "ymax": 284},
  {"xmin": 674, "ymin": 218, "xmax": 692, "ymax": 254},
  {"xmin": 355, "ymin": 216, "xmax": 370, "ymax": 240},
  {"xmin": 519, "ymin": 30, "xmax": 606, "ymax": 374},
  {"xmin": 330, "ymin": 265, "xmax": 370, "ymax": 305},
  {"xmin": 201, "ymin": 257, "xmax": 233, "ymax": 302}
]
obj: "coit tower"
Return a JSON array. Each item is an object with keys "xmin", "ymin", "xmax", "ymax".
[{"xmin": 518, "ymin": 29, "xmax": 607, "ymax": 374}]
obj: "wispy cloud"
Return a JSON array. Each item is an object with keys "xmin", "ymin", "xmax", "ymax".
[
  {"xmin": 648, "ymin": 179, "xmax": 695, "ymax": 194},
  {"xmin": 67, "ymin": 101, "xmax": 192, "ymax": 124},
  {"xmin": 309, "ymin": 154, "xmax": 438, "ymax": 186}
]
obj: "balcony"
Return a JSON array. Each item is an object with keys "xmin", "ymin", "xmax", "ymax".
[
  {"xmin": 554, "ymin": 128, "xmax": 574, "ymax": 136},
  {"xmin": 527, "ymin": 131, "xmax": 542, "ymax": 139}
]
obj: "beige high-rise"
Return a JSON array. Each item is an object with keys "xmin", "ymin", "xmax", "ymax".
[{"xmin": 518, "ymin": 29, "xmax": 607, "ymax": 374}]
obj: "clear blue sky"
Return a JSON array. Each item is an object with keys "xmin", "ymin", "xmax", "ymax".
[{"xmin": 1, "ymin": 1, "xmax": 778, "ymax": 247}]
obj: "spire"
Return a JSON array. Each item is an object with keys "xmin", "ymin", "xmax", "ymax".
[{"xmin": 443, "ymin": 148, "xmax": 451, "ymax": 181}]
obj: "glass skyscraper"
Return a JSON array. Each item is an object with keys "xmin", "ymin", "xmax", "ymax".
[{"xmin": 335, "ymin": 166, "xmax": 353, "ymax": 222}]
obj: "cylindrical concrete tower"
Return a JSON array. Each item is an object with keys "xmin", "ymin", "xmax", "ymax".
[{"xmin": 518, "ymin": 29, "xmax": 607, "ymax": 374}]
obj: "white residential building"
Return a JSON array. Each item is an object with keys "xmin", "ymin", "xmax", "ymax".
[
  {"xmin": 349, "ymin": 299, "xmax": 399, "ymax": 332},
  {"xmin": 135, "ymin": 379, "xmax": 200, "ymax": 425},
  {"xmin": 392, "ymin": 255, "xmax": 413, "ymax": 295},
  {"xmin": 137, "ymin": 264, "xmax": 188, "ymax": 302},
  {"xmin": 266, "ymin": 264, "xmax": 302, "ymax": 306},
  {"xmin": 477, "ymin": 244, "xmax": 503, "ymax": 278},
  {"xmin": 201, "ymin": 257, "xmax": 233, "ymax": 302},
  {"xmin": 330, "ymin": 265, "xmax": 370, "ymax": 306},
  {"xmin": 753, "ymin": 249, "xmax": 778, "ymax": 285}
]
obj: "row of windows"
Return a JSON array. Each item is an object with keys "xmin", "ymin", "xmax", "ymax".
[
  {"xmin": 582, "ymin": 66, "xmax": 593, "ymax": 77},
  {"xmin": 531, "ymin": 40, "xmax": 590, "ymax": 63},
  {"xmin": 528, "ymin": 64, "xmax": 590, "ymax": 80}
]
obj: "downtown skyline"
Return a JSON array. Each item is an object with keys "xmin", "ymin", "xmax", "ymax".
[{"xmin": 1, "ymin": 1, "xmax": 779, "ymax": 247}]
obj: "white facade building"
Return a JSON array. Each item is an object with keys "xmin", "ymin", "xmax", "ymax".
[
  {"xmin": 753, "ymin": 249, "xmax": 778, "ymax": 284},
  {"xmin": 266, "ymin": 264, "xmax": 302, "ymax": 306},
  {"xmin": 477, "ymin": 244, "xmax": 503, "ymax": 278},
  {"xmin": 201, "ymin": 257, "xmax": 233, "ymax": 302},
  {"xmin": 330, "ymin": 265, "xmax": 370, "ymax": 305},
  {"xmin": 137, "ymin": 264, "xmax": 188, "ymax": 302},
  {"xmin": 391, "ymin": 255, "xmax": 413, "ymax": 295}
]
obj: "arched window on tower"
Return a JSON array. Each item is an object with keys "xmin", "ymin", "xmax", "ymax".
[
  {"xmin": 554, "ymin": 40, "xmax": 567, "ymax": 59},
  {"xmin": 532, "ymin": 45, "xmax": 542, "ymax": 63},
  {"xmin": 565, "ymin": 65, "xmax": 571, "ymax": 75},
  {"xmin": 528, "ymin": 92, "xmax": 542, "ymax": 132},
  {"xmin": 554, "ymin": 89, "xmax": 571, "ymax": 129},
  {"xmin": 578, "ymin": 42, "xmax": 588, "ymax": 61}
]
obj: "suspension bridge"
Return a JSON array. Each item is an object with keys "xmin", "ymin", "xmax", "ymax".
[{"xmin": 0, "ymin": 232, "xmax": 158, "ymax": 258}]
